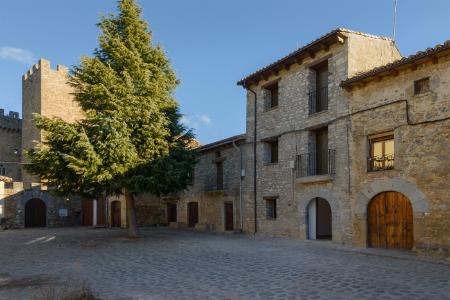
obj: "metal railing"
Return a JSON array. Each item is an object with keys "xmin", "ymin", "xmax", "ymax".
[
  {"xmin": 204, "ymin": 177, "xmax": 226, "ymax": 192},
  {"xmin": 296, "ymin": 149, "xmax": 336, "ymax": 178},
  {"xmin": 308, "ymin": 87, "xmax": 328, "ymax": 114},
  {"xmin": 368, "ymin": 154, "xmax": 395, "ymax": 172}
]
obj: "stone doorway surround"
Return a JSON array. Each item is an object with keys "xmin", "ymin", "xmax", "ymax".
[
  {"xmin": 15, "ymin": 190, "xmax": 51, "ymax": 228},
  {"xmin": 297, "ymin": 188, "xmax": 341, "ymax": 242},
  {"xmin": 354, "ymin": 178, "xmax": 429, "ymax": 248}
]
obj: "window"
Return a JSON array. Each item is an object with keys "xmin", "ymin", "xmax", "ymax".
[
  {"xmin": 0, "ymin": 165, "xmax": 5, "ymax": 176},
  {"xmin": 264, "ymin": 82, "xmax": 279, "ymax": 109},
  {"xmin": 266, "ymin": 198, "xmax": 277, "ymax": 220},
  {"xmin": 265, "ymin": 139, "xmax": 279, "ymax": 164},
  {"xmin": 309, "ymin": 60, "xmax": 328, "ymax": 114},
  {"xmin": 186, "ymin": 170, "xmax": 194, "ymax": 185},
  {"xmin": 368, "ymin": 134, "xmax": 394, "ymax": 171},
  {"xmin": 216, "ymin": 161, "xmax": 224, "ymax": 190},
  {"xmin": 414, "ymin": 77, "xmax": 430, "ymax": 95}
]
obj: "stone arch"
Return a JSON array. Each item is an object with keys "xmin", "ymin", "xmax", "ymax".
[
  {"xmin": 355, "ymin": 178, "xmax": 428, "ymax": 218},
  {"xmin": 14, "ymin": 190, "xmax": 52, "ymax": 228},
  {"xmin": 297, "ymin": 188, "xmax": 341, "ymax": 240},
  {"xmin": 19, "ymin": 190, "xmax": 51, "ymax": 207}
]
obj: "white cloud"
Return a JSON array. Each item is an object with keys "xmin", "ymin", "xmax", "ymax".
[
  {"xmin": 181, "ymin": 113, "xmax": 212, "ymax": 130},
  {"xmin": 0, "ymin": 46, "xmax": 35, "ymax": 65},
  {"xmin": 198, "ymin": 114, "xmax": 211, "ymax": 125}
]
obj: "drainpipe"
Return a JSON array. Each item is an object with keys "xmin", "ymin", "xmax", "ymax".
[
  {"xmin": 247, "ymin": 87, "xmax": 258, "ymax": 234},
  {"xmin": 232, "ymin": 139, "xmax": 243, "ymax": 232}
]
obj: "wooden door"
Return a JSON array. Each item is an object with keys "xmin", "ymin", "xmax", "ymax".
[
  {"xmin": 111, "ymin": 201, "xmax": 122, "ymax": 227},
  {"xmin": 316, "ymin": 128, "xmax": 328, "ymax": 175},
  {"xmin": 224, "ymin": 202, "xmax": 234, "ymax": 231},
  {"xmin": 96, "ymin": 197, "xmax": 106, "ymax": 226},
  {"xmin": 187, "ymin": 202, "xmax": 198, "ymax": 228},
  {"xmin": 167, "ymin": 203, "xmax": 177, "ymax": 223},
  {"xmin": 25, "ymin": 198, "xmax": 46, "ymax": 227},
  {"xmin": 368, "ymin": 192, "xmax": 414, "ymax": 249},
  {"xmin": 82, "ymin": 199, "xmax": 93, "ymax": 226}
]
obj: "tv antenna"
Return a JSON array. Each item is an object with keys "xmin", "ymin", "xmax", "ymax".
[{"xmin": 392, "ymin": 0, "xmax": 398, "ymax": 43}]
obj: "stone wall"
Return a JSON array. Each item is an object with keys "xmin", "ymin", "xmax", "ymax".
[
  {"xmin": 0, "ymin": 110, "xmax": 22, "ymax": 181},
  {"xmin": 348, "ymin": 54, "xmax": 450, "ymax": 250},
  {"xmin": 0, "ymin": 181, "xmax": 81, "ymax": 227},
  {"xmin": 176, "ymin": 141, "xmax": 245, "ymax": 232},
  {"xmin": 241, "ymin": 31, "xmax": 400, "ymax": 243},
  {"xmin": 21, "ymin": 59, "xmax": 84, "ymax": 182}
]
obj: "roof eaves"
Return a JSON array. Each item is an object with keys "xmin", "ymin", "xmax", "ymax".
[
  {"xmin": 341, "ymin": 40, "xmax": 450, "ymax": 87},
  {"xmin": 236, "ymin": 28, "xmax": 392, "ymax": 88},
  {"xmin": 197, "ymin": 134, "xmax": 246, "ymax": 152}
]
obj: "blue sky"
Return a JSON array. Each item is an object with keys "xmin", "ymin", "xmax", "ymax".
[{"xmin": 0, "ymin": 0, "xmax": 449, "ymax": 144}]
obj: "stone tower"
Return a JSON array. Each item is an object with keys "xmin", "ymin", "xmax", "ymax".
[{"xmin": 21, "ymin": 58, "xmax": 84, "ymax": 183}]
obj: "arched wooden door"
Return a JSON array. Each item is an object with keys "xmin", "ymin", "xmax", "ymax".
[
  {"xmin": 368, "ymin": 191, "xmax": 414, "ymax": 249},
  {"xmin": 187, "ymin": 202, "xmax": 198, "ymax": 228},
  {"xmin": 111, "ymin": 201, "xmax": 122, "ymax": 228},
  {"xmin": 25, "ymin": 198, "xmax": 46, "ymax": 227}
]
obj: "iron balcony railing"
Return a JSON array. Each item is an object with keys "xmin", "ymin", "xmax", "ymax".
[
  {"xmin": 296, "ymin": 149, "xmax": 336, "ymax": 178},
  {"xmin": 204, "ymin": 177, "xmax": 226, "ymax": 192},
  {"xmin": 368, "ymin": 154, "xmax": 395, "ymax": 172},
  {"xmin": 308, "ymin": 87, "xmax": 328, "ymax": 114}
]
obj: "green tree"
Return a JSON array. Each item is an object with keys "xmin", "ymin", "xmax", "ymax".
[{"xmin": 26, "ymin": 0, "xmax": 196, "ymax": 237}]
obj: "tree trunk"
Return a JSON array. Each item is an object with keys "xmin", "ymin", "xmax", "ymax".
[{"xmin": 125, "ymin": 189, "xmax": 139, "ymax": 238}]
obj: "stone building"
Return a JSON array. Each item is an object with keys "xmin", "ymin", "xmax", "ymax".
[
  {"xmin": 1, "ymin": 28, "xmax": 448, "ymax": 252},
  {"xmin": 0, "ymin": 59, "xmax": 83, "ymax": 228},
  {"xmin": 236, "ymin": 28, "xmax": 449, "ymax": 251}
]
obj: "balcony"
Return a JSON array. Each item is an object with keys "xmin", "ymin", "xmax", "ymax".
[
  {"xmin": 296, "ymin": 149, "xmax": 336, "ymax": 180},
  {"xmin": 204, "ymin": 177, "xmax": 226, "ymax": 193},
  {"xmin": 308, "ymin": 87, "xmax": 328, "ymax": 114},
  {"xmin": 368, "ymin": 154, "xmax": 394, "ymax": 172}
]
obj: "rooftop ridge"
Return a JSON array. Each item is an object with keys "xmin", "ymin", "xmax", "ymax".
[{"xmin": 337, "ymin": 28, "xmax": 393, "ymax": 41}]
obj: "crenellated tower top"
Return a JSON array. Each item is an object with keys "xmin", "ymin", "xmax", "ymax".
[{"xmin": 22, "ymin": 58, "xmax": 69, "ymax": 81}]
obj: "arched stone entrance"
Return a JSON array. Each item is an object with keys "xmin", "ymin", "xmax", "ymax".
[
  {"xmin": 297, "ymin": 188, "xmax": 341, "ymax": 241},
  {"xmin": 25, "ymin": 198, "xmax": 46, "ymax": 227},
  {"xmin": 355, "ymin": 178, "xmax": 428, "ymax": 248},
  {"xmin": 368, "ymin": 191, "xmax": 414, "ymax": 249},
  {"xmin": 307, "ymin": 197, "xmax": 332, "ymax": 240},
  {"xmin": 111, "ymin": 200, "xmax": 122, "ymax": 227}
]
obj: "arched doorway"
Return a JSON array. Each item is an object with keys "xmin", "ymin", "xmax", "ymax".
[
  {"xmin": 25, "ymin": 198, "xmax": 46, "ymax": 227},
  {"xmin": 307, "ymin": 197, "xmax": 332, "ymax": 240},
  {"xmin": 187, "ymin": 202, "xmax": 198, "ymax": 228},
  {"xmin": 111, "ymin": 201, "xmax": 122, "ymax": 228},
  {"xmin": 368, "ymin": 191, "xmax": 414, "ymax": 249}
]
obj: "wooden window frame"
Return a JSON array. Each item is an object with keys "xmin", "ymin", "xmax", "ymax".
[
  {"xmin": 414, "ymin": 77, "xmax": 430, "ymax": 95},
  {"xmin": 265, "ymin": 139, "xmax": 279, "ymax": 164},
  {"xmin": 263, "ymin": 81, "xmax": 279, "ymax": 110},
  {"xmin": 368, "ymin": 134, "xmax": 394, "ymax": 172}
]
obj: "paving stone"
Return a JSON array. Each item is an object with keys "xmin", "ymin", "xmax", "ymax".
[{"xmin": 0, "ymin": 228, "xmax": 449, "ymax": 300}]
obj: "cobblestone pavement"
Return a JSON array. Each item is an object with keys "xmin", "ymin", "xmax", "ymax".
[{"xmin": 0, "ymin": 228, "xmax": 449, "ymax": 300}]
